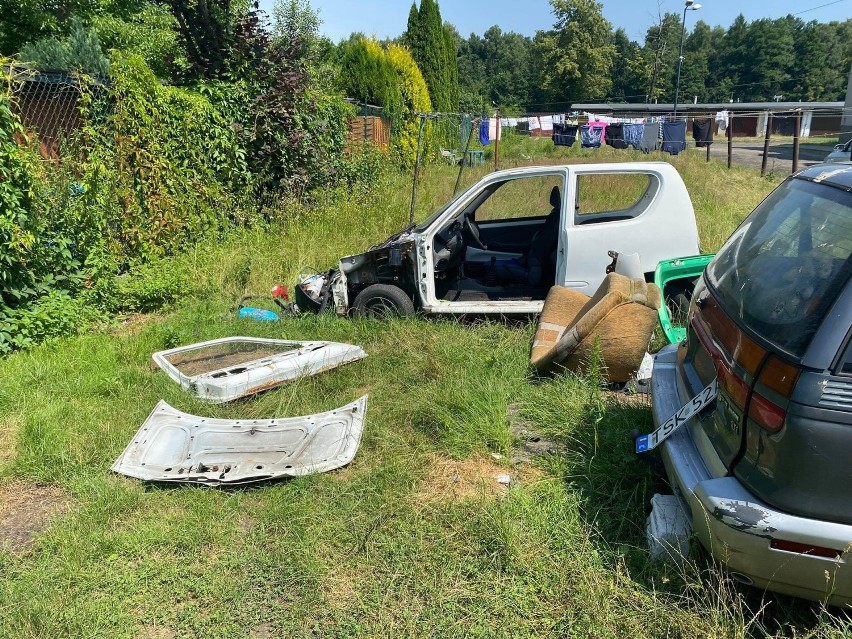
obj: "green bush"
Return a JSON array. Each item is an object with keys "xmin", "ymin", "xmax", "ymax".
[
  {"xmin": 78, "ymin": 53, "xmax": 252, "ymax": 266},
  {"xmin": 20, "ymin": 17, "xmax": 110, "ymax": 76},
  {"xmin": 0, "ymin": 290, "xmax": 104, "ymax": 354},
  {"xmin": 1, "ymin": 30, "xmax": 379, "ymax": 355}
]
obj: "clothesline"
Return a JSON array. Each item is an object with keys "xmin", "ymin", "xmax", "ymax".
[{"xmin": 551, "ymin": 119, "xmax": 715, "ymax": 156}]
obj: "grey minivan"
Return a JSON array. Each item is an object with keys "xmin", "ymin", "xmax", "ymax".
[{"xmin": 652, "ymin": 163, "xmax": 852, "ymax": 604}]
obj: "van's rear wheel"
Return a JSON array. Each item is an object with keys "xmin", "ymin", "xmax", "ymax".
[{"xmin": 351, "ymin": 284, "xmax": 415, "ymax": 319}]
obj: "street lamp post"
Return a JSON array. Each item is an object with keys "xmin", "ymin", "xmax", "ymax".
[{"xmin": 673, "ymin": 0, "xmax": 702, "ymax": 118}]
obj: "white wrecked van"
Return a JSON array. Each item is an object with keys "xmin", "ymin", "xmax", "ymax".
[{"xmin": 296, "ymin": 163, "xmax": 700, "ymax": 318}]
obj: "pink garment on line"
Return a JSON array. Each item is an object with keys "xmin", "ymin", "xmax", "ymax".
[{"xmin": 586, "ymin": 121, "xmax": 608, "ymax": 143}]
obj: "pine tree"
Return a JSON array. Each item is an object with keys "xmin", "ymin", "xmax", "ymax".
[{"xmin": 402, "ymin": 0, "xmax": 458, "ymax": 113}]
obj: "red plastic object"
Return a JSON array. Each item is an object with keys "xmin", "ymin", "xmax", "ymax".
[{"xmin": 271, "ymin": 285, "xmax": 289, "ymax": 301}]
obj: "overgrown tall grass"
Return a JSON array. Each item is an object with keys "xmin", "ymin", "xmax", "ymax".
[{"xmin": 4, "ymin": 145, "xmax": 844, "ymax": 638}]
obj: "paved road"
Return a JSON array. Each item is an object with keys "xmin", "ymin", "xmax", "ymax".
[{"xmin": 705, "ymin": 142, "xmax": 830, "ymax": 173}]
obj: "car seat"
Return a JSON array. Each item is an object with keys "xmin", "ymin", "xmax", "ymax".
[{"xmin": 530, "ymin": 273, "xmax": 662, "ymax": 382}]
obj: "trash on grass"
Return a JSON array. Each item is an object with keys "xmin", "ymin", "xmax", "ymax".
[
  {"xmin": 236, "ymin": 285, "xmax": 297, "ymax": 322},
  {"xmin": 646, "ymin": 493, "xmax": 691, "ymax": 562},
  {"xmin": 637, "ymin": 352, "xmax": 654, "ymax": 382},
  {"xmin": 152, "ymin": 337, "xmax": 367, "ymax": 403},
  {"xmin": 111, "ymin": 395, "xmax": 368, "ymax": 485}
]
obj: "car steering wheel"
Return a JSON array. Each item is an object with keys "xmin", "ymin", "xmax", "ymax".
[{"xmin": 463, "ymin": 213, "xmax": 487, "ymax": 250}]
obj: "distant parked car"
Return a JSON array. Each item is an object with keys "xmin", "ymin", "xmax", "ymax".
[
  {"xmin": 651, "ymin": 163, "xmax": 852, "ymax": 604},
  {"xmin": 824, "ymin": 138, "xmax": 852, "ymax": 163}
]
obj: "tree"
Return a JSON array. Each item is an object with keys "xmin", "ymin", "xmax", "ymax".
[
  {"xmin": 609, "ymin": 28, "xmax": 644, "ymax": 102},
  {"xmin": 273, "ymin": 0, "xmax": 320, "ymax": 58},
  {"xmin": 163, "ymin": 0, "xmax": 239, "ymax": 79},
  {"xmin": 402, "ymin": 0, "xmax": 458, "ymax": 112},
  {"xmin": 534, "ymin": 0, "xmax": 615, "ymax": 104},
  {"xmin": 338, "ymin": 36, "xmax": 401, "ymax": 111},
  {"xmin": 677, "ymin": 20, "xmax": 714, "ymax": 103},
  {"xmin": 638, "ymin": 11, "xmax": 682, "ymax": 103},
  {"xmin": 92, "ymin": 5, "xmax": 189, "ymax": 79},
  {"xmin": 21, "ymin": 16, "xmax": 110, "ymax": 75},
  {"xmin": 0, "ymin": 0, "xmax": 148, "ymax": 56},
  {"xmin": 738, "ymin": 18, "xmax": 795, "ymax": 101},
  {"xmin": 386, "ymin": 43, "xmax": 432, "ymax": 164}
]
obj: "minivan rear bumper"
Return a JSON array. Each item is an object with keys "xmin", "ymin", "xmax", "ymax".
[{"xmin": 652, "ymin": 344, "xmax": 852, "ymax": 606}]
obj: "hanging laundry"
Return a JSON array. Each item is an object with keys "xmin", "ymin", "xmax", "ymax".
[
  {"xmin": 540, "ymin": 115, "xmax": 554, "ymax": 133},
  {"xmin": 552, "ymin": 123, "xmax": 578, "ymax": 147},
  {"xmin": 639, "ymin": 122, "xmax": 660, "ymax": 154},
  {"xmin": 507, "ymin": 118, "xmax": 518, "ymax": 128},
  {"xmin": 623, "ymin": 123, "xmax": 644, "ymax": 150},
  {"xmin": 479, "ymin": 118, "xmax": 490, "ymax": 145},
  {"xmin": 692, "ymin": 118, "xmax": 713, "ymax": 147},
  {"xmin": 604, "ymin": 123, "xmax": 627, "ymax": 149},
  {"xmin": 500, "ymin": 118, "xmax": 510, "ymax": 127},
  {"xmin": 585, "ymin": 121, "xmax": 608, "ymax": 143},
  {"xmin": 580, "ymin": 124, "xmax": 605, "ymax": 148},
  {"xmin": 488, "ymin": 114, "xmax": 502, "ymax": 141},
  {"xmin": 714, "ymin": 110, "xmax": 729, "ymax": 133},
  {"xmin": 662, "ymin": 121, "xmax": 687, "ymax": 155},
  {"xmin": 529, "ymin": 117, "xmax": 541, "ymax": 131}
]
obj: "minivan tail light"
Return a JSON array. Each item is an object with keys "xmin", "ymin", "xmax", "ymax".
[
  {"xmin": 748, "ymin": 355, "xmax": 801, "ymax": 433},
  {"xmin": 748, "ymin": 392, "xmax": 786, "ymax": 432},
  {"xmin": 770, "ymin": 538, "xmax": 841, "ymax": 559},
  {"xmin": 717, "ymin": 361, "xmax": 750, "ymax": 410},
  {"xmin": 691, "ymin": 314, "xmax": 749, "ymax": 411},
  {"xmin": 756, "ymin": 355, "xmax": 801, "ymax": 397}
]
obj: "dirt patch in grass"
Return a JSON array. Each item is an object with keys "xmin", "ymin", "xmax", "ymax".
[
  {"xmin": 322, "ymin": 564, "xmax": 362, "ymax": 610},
  {"xmin": 415, "ymin": 454, "xmax": 544, "ymax": 503},
  {"xmin": 113, "ymin": 313, "xmax": 165, "ymax": 337},
  {"xmin": 0, "ymin": 481, "xmax": 72, "ymax": 553},
  {"xmin": 248, "ymin": 622, "xmax": 274, "ymax": 639},
  {"xmin": 135, "ymin": 624, "xmax": 175, "ymax": 639}
]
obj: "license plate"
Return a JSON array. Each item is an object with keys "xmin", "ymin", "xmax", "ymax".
[{"xmin": 635, "ymin": 379, "xmax": 718, "ymax": 453}]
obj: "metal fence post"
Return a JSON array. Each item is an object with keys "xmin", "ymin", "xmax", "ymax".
[
  {"xmin": 727, "ymin": 115, "xmax": 733, "ymax": 169},
  {"xmin": 760, "ymin": 112, "xmax": 773, "ymax": 177},
  {"xmin": 792, "ymin": 110, "xmax": 802, "ymax": 174},
  {"xmin": 409, "ymin": 116, "xmax": 426, "ymax": 225}
]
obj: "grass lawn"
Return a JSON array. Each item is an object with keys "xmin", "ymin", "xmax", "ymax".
[{"xmin": 2, "ymin": 141, "xmax": 849, "ymax": 638}]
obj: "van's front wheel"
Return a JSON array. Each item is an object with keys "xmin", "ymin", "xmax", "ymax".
[{"xmin": 351, "ymin": 284, "xmax": 415, "ymax": 319}]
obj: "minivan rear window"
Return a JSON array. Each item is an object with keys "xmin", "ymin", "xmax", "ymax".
[{"xmin": 706, "ymin": 178, "xmax": 852, "ymax": 358}]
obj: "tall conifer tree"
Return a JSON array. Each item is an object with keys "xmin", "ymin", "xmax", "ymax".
[{"xmin": 403, "ymin": 0, "xmax": 458, "ymax": 113}]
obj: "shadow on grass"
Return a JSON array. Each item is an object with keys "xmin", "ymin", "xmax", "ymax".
[{"xmin": 562, "ymin": 381, "xmax": 852, "ymax": 637}]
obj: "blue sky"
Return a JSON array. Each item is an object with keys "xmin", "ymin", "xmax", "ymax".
[{"xmin": 258, "ymin": 0, "xmax": 850, "ymax": 44}]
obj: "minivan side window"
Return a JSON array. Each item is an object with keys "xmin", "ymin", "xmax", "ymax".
[
  {"xmin": 574, "ymin": 173, "xmax": 655, "ymax": 224},
  {"xmin": 474, "ymin": 175, "xmax": 563, "ymax": 222}
]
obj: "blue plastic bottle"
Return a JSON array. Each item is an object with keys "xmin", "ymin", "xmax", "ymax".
[{"xmin": 238, "ymin": 307, "xmax": 280, "ymax": 322}]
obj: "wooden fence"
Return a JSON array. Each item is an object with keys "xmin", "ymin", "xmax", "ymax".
[{"xmin": 345, "ymin": 115, "xmax": 390, "ymax": 152}]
